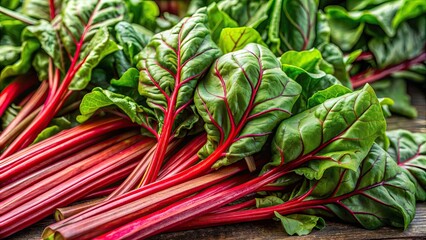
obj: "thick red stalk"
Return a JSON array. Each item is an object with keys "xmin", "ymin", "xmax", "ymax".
[
  {"xmin": 0, "ymin": 160, "xmax": 138, "ymax": 238},
  {"xmin": 0, "ymin": 75, "xmax": 38, "ymax": 117},
  {"xmin": 0, "ymin": 131, "xmax": 138, "ymax": 200},
  {"xmin": 351, "ymin": 52, "xmax": 426, "ymax": 88},
  {"xmin": 0, "ymin": 118, "xmax": 133, "ymax": 173},
  {"xmin": 0, "ymin": 135, "xmax": 148, "ymax": 214},
  {"xmin": 83, "ymin": 187, "xmax": 118, "ymax": 200},
  {"xmin": 43, "ymin": 162, "xmax": 249, "ymax": 240}
]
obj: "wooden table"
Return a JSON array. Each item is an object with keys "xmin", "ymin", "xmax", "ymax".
[{"xmin": 10, "ymin": 84, "xmax": 426, "ymax": 239}]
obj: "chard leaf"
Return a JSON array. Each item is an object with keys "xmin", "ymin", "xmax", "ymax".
[
  {"xmin": 270, "ymin": 85, "xmax": 386, "ymax": 180},
  {"xmin": 22, "ymin": 0, "xmax": 62, "ymax": 20},
  {"xmin": 115, "ymin": 22, "xmax": 150, "ymax": 65},
  {"xmin": 110, "ymin": 67, "xmax": 139, "ymax": 88},
  {"xmin": 1, "ymin": 104, "xmax": 20, "ymax": 130},
  {"xmin": 218, "ymin": 27, "xmax": 265, "ymax": 53},
  {"xmin": 33, "ymin": 117, "xmax": 72, "ymax": 144},
  {"xmin": 385, "ymin": 130, "xmax": 426, "ymax": 201},
  {"xmin": 0, "ymin": 38, "xmax": 39, "ymax": 81},
  {"xmin": 274, "ymin": 213, "xmax": 325, "ymax": 236},
  {"xmin": 32, "ymin": 50, "xmax": 49, "ymax": 80},
  {"xmin": 59, "ymin": 0, "xmax": 126, "ymax": 56},
  {"xmin": 280, "ymin": 49, "xmax": 341, "ymax": 112},
  {"xmin": 318, "ymin": 43, "xmax": 353, "ymax": 88},
  {"xmin": 256, "ymin": 196, "xmax": 284, "ymax": 208},
  {"xmin": 217, "ymin": 0, "xmax": 269, "ymax": 26},
  {"xmin": 69, "ymin": 27, "xmax": 120, "ymax": 90},
  {"xmin": 307, "ymin": 85, "xmax": 352, "ymax": 108},
  {"xmin": 137, "ymin": 8, "xmax": 221, "ymax": 138},
  {"xmin": 0, "ymin": 45, "xmax": 20, "ymax": 67},
  {"xmin": 124, "ymin": 0, "xmax": 159, "ymax": 31},
  {"xmin": 368, "ymin": 20, "xmax": 425, "ymax": 69},
  {"xmin": 268, "ymin": 0, "xmax": 318, "ymax": 55},
  {"xmin": 372, "ymin": 79, "xmax": 417, "ymax": 118},
  {"xmin": 207, "ymin": 3, "xmax": 238, "ymax": 43},
  {"xmin": 302, "ymin": 144, "xmax": 417, "ymax": 229},
  {"xmin": 392, "ymin": 0, "xmax": 426, "ymax": 28},
  {"xmin": 314, "ymin": 10, "xmax": 330, "ymax": 46},
  {"xmin": 195, "ymin": 43, "xmax": 301, "ymax": 168}
]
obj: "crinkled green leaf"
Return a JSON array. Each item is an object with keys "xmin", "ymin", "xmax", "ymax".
[
  {"xmin": 25, "ymin": 20, "xmax": 63, "ymax": 70},
  {"xmin": 280, "ymin": 49, "xmax": 342, "ymax": 113},
  {"xmin": 207, "ymin": 3, "xmax": 238, "ymax": 43},
  {"xmin": 137, "ymin": 8, "xmax": 221, "ymax": 138},
  {"xmin": 385, "ymin": 130, "xmax": 426, "ymax": 201},
  {"xmin": 270, "ymin": 85, "xmax": 386, "ymax": 180},
  {"xmin": 218, "ymin": 27, "xmax": 265, "ymax": 53},
  {"xmin": 0, "ymin": 38, "xmax": 39, "ymax": 82},
  {"xmin": 307, "ymin": 85, "xmax": 352, "ymax": 108},
  {"xmin": 372, "ymin": 79, "xmax": 417, "ymax": 118},
  {"xmin": 274, "ymin": 213, "xmax": 325, "ymax": 236},
  {"xmin": 59, "ymin": 0, "xmax": 126, "ymax": 55},
  {"xmin": 195, "ymin": 43, "xmax": 301, "ymax": 168},
  {"xmin": 368, "ymin": 21, "xmax": 425, "ymax": 69},
  {"xmin": 115, "ymin": 21, "xmax": 150, "ymax": 65},
  {"xmin": 69, "ymin": 27, "xmax": 121, "ymax": 90}
]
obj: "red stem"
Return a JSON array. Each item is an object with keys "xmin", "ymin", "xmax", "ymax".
[
  {"xmin": 49, "ymin": 0, "xmax": 56, "ymax": 20},
  {"xmin": 354, "ymin": 51, "xmax": 373, "ymax": 62},
  {"xmin": 0, "ymin": 75, "xmax": 38, "ymax": 117},
  {"xmin": 351, "ymin": 52, "xmax": 426, "ymax": 88}
]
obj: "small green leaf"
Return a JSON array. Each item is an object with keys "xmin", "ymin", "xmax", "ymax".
[
  {"xmin": 207, "ymin": 3, "xmax": 238, "ymax": 43},
  {"xmin": 110, "ymin": 67, "xmax": 139, "ymax": 88},
  {"xmin": 218, "ymin": 27, "xmax": 265, "ymax": 53},
  {"xmin": 115, "ymin": 21, "xmax": 150, "ymax": 65},
  {"xmin": 274, "ymin": 213, "xmax": 325, "ymax": 236},
  {"xmin": 256, "ymin": 196, "xmax": 285, "ymax": 208}
]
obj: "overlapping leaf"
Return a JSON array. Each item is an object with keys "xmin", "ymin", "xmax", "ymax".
[
  {"xmin": 195, "ymin": 43, "xmax": 301, "ymax": 168},
  {"xmin": 270, "ymin": 85, "xmax": 386, "ymax": 179}
]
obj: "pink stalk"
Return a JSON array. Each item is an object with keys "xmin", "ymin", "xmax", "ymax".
[{"xmin": 0, "ymin": 75, "xmax": 38, "ymax": 117}]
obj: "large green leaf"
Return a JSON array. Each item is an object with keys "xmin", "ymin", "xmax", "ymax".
[
  {"xmin": 137, "ymin": 8, "xmax": 221, "ymax": 138},
  {"xmin": 218, "ymin": 27, "xmax": 265, "ymax": 53},
  {"xmin": 270, "ymin": 85, "xmax": 386, "ymax": 180},
  {"xmin": 307, "ymin": 85, "xmax": 352, "ymax": 108},
  {"xmin": 195, "ymin": 43, "xmax": 301, "ymax": 168},
  {"xmin": 385, "ymin": 130, "xmax": 426, "ymax": 201}
]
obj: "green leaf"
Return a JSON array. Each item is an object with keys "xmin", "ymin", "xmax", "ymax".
[
  {"xmin": 0, "ymin": 45, "xmax": 20, "ymax": 67},
  {"xmin": 1, "ymin": 104, "xmax": 20, "ymax": 130},
  {"xmin": 0, "ymin": 38, "xmax": 39, "ymax": 82},
  {"xmin": 207, "ymin": 3, "xmax": 238, "ymax": 43},
  {"xmin": 78, "ymin": 87, "xmax": 144, "ymax": 124},
  {"xmin": 270, "ymin": 85, "xmax": 386, "ymax": 180},
  {"xmin": 307, "ymin": 85, "xmax": 352, "ymax": 108},
  {"xmin": 392, "ymin": 0, "xmax": 426, "ymax": 29},
  {"xmin": 314, "ymin": 10, "xmax": 330, "ymax": 46},
  {"xmin": 33, "ymin": 117, "xmax": 72, "ymax": 144},
  {"xmin": 318, "ymin": 43, "xmax": 353, "ymax": 88},
  {"xmin": 294, "ymin": 144, "xmax": 417, "ymax": 229},
  {"xmin": 59, "ymin": 0, "xmax": 126, "ymax": 55},
  {"xmin": 22, "ymin": 0, "xmax": 62, "ymax": 20},
  {"xmin": 372, "ymin": 79, "xmax": 417, "ymax": 118},
  {"xmin": 256, "ymin": 196, "xmax": 285, "ymax": 208},
  {"xmin": 268, "ymin": 0, "xmax": 318, "ymax": 55},
  {"xmin": 137, "ymin": 8, "xmax": 221, "ymax": 138},
  {"xmin": 125, "ymin": 0, "xmax": 159, "ymax": 31},
  {"xmin": 368, "ymin": 21, "xmax": 425, "ymax": 69},
  {"xmin": 0, "ymin": 0, "xmax": 20, "ymax": 10},
  {"xmin": 217, "ymin": 0, "xmax": 269, "ymax": 26},
  {"xmin": 115, "ymin": 21, "xmax": 150, "ymax": 65},
  {"xmin": 195, "ymin": 43, "xmax": 301, "ymax": 168},
  {"xmin": 218, "ymin": 27, "xmax": 265, "ymax": 53},
  {"xmin": 32, "ymin": 50, "xmax": 49, "ymax": 80},
  {"xmin": 280, "ymin": 49, "xmax": 342, "ymax": 112},
  {"xmin": 385, "ymin": 130, "xmax": 426, "ymax": 201},
  {"xmin": 274, "ymin": 213, "xmax": 325, "ymax": 236},
  {"xmin": 69, "ymin": 27, "xmax": 121, "ymax": 90},
  {"xmin": 110, "ymin": 67, "xmax": 139, "ymax": 88}
]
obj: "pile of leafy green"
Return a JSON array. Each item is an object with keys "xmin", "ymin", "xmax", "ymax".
[{"xmin": 0, "ymin": 0, "xmax": 424, "ymax": 239}]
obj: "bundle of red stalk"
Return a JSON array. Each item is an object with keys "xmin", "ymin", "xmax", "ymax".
[{"xmin": 0, "ymin": 0, "xmax": 425, "ymax": 239}]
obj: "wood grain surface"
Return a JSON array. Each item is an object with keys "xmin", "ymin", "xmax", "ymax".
[{"xmin": 8, "ymin": 83, "xmax": 426, "ymax": 240}]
